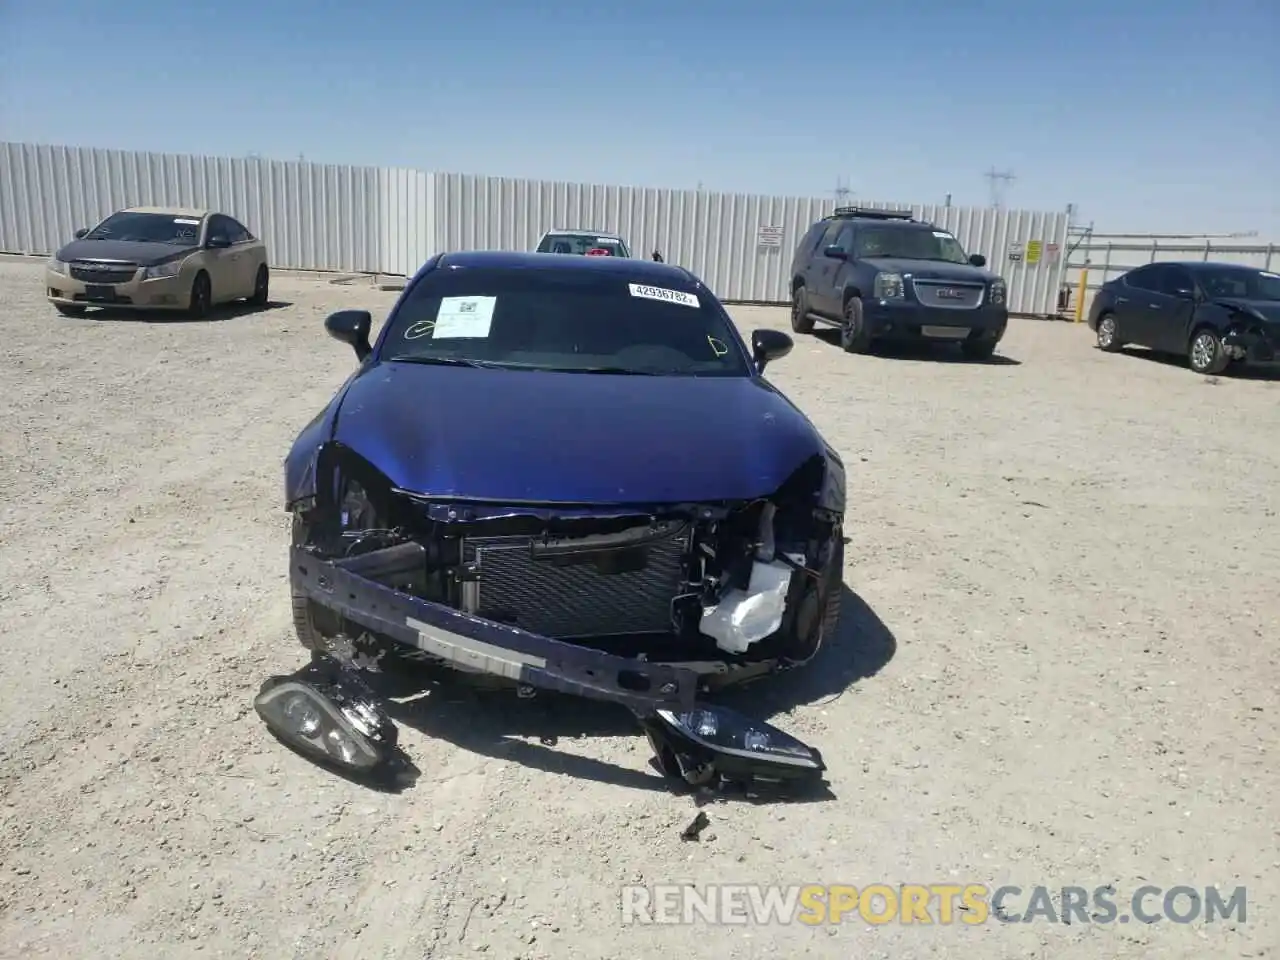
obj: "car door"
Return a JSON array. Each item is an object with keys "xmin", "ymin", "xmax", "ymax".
[
  {"xmin": 202, "ymin": 215, "xmax": 241, "ymax": 302},
  {"xmin": 225, "ymin": 215, "xmax": 262, "ymax": 295},
  {"xmin": 1151, "ymin": 264, "xmax": 1199, "ymax": 352},
  {"xmin": 1115, "ymin": 265, "xmax": 1166, "ymax": 347},
  {"xmin": 812, "ymin": 222, "xmax": 852, "ymax": 316}
]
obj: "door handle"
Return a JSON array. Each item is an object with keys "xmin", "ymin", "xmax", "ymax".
[
  {"xmin": 1116, "ymin": 296, "xmax": 1128, "ymax": 303},
  {"xmin": 1148, "ymin": 303, "xmax": 1161, "ymax": 309}
]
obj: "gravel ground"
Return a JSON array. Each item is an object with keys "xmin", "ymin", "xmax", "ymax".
[{"xmin": 1, "ymin": 256, "xmax": 1276, "ymax": 960}]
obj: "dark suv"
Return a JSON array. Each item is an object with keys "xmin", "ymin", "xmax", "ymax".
[{"xmin": 788, "ymin": 208, "xmax": 1008, "ymax": 359}]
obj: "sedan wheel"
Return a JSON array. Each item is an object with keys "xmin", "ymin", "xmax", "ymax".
[
  {"xmin": 1188, "ymin": 328, "xmax": 1228, "ymax": 375},
  {"xmin": 250, "ymin": 265, "xmax": 270, "ymax": 306},
  {"xmin": 1096, "ymin": 314, "xmax": 1121, "ymax": 351},
  {"xmin": 188, "ymin": 272, "xmax": 212, "ymax": 320}
]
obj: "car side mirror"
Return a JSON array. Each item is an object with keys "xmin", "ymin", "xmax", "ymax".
[
  {"xmin": 206, "ymin": 235, "xmax": 231, "ymax": 249},
  {"xmin": 823, "ymin": 245, "xmax": 847, "ymax": 260},
  {"xmin": 326, "ymin": 309, "xmax": 373, "ymax": 361},
  {"xmin": 968, "ymin": 253, "xmax": 987, "ymax": 267},
  {"xmin": 73, "ymin": 227, "xmax": 89, "ymax": 239},
  {"xmin": 751, "ymin": 329, "xmax": 793, "ymax": 373}
]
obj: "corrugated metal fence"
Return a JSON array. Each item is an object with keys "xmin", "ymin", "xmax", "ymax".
[
  {"xmin": 2, "ymin": 142, "xmax": 1072, "ymax": 314},
  {"xmin": 1063, "ymin": 233, "xmax": 1277, "ymax": 320}
]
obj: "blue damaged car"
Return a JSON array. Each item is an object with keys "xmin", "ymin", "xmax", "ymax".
[{"xmin": 281, "ymin": 251, "xmax": 846, "ymax": 734}]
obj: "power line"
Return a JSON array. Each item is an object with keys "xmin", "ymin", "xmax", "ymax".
[{"xmin": 983, "ymin": 167, "xmax": 1016, "ymax": 208}]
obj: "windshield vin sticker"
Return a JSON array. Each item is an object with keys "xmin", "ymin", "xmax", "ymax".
[
  {"xmin": 628, "ymin": 283, "xmax": 699, "ymax": 308},
  {"xmin": 932, "ymin": 231, "xmax": 952, "ymax": 239},
  {"xmin": 431, "ymin": 296, "xmax": 498, "ymax": 339},
  {"xmin": 173, "ymin": 218, "xmax": 202, "ymax": 225}
]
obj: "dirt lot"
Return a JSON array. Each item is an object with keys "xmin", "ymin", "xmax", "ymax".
[{"xmin": 0, "ymin": 256, "xmax": 1276, "ymax": 960}]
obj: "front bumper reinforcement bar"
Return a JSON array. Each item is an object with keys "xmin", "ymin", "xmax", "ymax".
[{"xmin": 290, "ymin": 545, "xmax": 700, "ymax": 713}]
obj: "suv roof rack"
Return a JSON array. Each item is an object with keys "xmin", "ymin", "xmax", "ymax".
[{"xmin": 828, "ymin": 206, "xmax": 916, "ymax": 222}]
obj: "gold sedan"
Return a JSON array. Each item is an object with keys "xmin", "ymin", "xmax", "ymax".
[{"xmin": 45, "ymin": 206, "xmax": 270, "ymax": 319}]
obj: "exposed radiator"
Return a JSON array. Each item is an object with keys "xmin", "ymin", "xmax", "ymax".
[{"xmin": 462, "ymin": 521, "xmax": 690, "ymax": 639}]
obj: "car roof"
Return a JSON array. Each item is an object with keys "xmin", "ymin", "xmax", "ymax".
[
  {"xmin": 544, "ymin": 228, "xmax": 622, "ymax": 239},
  {"xmin": 122, "ymin": 205, "xmax": 211, "ymax": 218},
  {"xmin": 1129, "ymin": 261, "xmax": 1254, "ymax": 271},
  {"xmin": 435, "ymin": 249, "xmax": 696, "ymax": 284}
]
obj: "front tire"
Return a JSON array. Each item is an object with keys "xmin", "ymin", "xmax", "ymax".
[
  {"xmin": 961, "ymin": 338, "xmax": 998, "ymax": 361},
  {"xmin": 791, "ymin": 285, "xmax": 814, "ymax": 334},
  {"xmin": 840, "ymin": 297, "xmax": 872, "ymax": 354},
  {"xmin": 250, "ymin": 264, "xmax": 269, "ymax": 306},
  {"xmin": 187, "ymin": 271, "xmax": 212, "ymax": 320},
  {"xmin": 779, "ymin": 533, "xmax": 844, "ymax": 665},
  {"xmin": 1096, "ymin": 312, "xmax": 1123, "ymax": 352},
  {"xmin": 1188, "ymin": 327, "xmax": 1228, "ymax": 375}
]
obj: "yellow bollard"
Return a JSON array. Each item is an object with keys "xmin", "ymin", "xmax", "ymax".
[{"xmin": 1074, "ymin": 266, "xmax": 1089, "ymax": 323}]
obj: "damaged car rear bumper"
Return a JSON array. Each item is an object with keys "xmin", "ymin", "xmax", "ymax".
[{"xmin": 290, "ymin": 544, "xmax": 701, "ymax": 713}]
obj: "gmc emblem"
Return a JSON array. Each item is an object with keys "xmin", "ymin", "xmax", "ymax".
[{"xmin": 936, "ymin": 288, "xmax": 965, "ymax": 300}]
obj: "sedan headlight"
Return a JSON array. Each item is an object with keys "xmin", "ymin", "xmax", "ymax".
[
  {"xmin": 254, "ymin": 660, "xmax": 400, "ymax": 776},
  {"xmin": 873, "ymin": 272, "xmax": 905, "ymax": 300},
  {"xmin": 143, "ymin": 259, "xmax": 184, "ymax": 280},
  {"xmin": 46, "ymin": 257, "xmax": 69, "ymax": 275},
  {"xmin": 990, "ymin": 278, "xmax": 1007, "ymax": 305},
  {"xmin": 639, "ymin": 704, "xmax": 826, "ymax": 787}
]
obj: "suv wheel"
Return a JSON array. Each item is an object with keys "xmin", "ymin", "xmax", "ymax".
[
  {"xmin": 791, "ymin": 286, "xmax": 814, "ymax": 334},
  {"xmin": 840, "ymin": 297, "xmax": 872, "ymax": 354}
]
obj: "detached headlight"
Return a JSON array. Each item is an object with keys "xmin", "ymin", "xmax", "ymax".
[
  {"xmin": 990, "ymin": 279, "xmax": 1007, "ymax": 305},
  {"xmin": 640, "ymin": 704, "xmax": 826, "ymax": 787},
  {"xmin": 873, "ymin": 272, "xmax": 905, "ymax": 300},
  {"xmin": 254, "ymin": 661, "xmax": 399, "ymax": 775},
  {"xmin": 46, "ymin": 257, "xmax": 69, "ymax": 275},
  {"xmin": 143, "ymin": 259, "xmax": 184, "ymax": 280}
]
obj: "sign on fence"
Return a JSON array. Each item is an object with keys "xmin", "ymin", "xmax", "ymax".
[
  {"xmin": 757, "ymin": 225, "xmax": 784, "ymax": 248},
  {"xmin": 1026, "ymin": 240, "xmax": 1043, "ymax": 265},
  {"xmin": 1008, "ymin": 241, "xmax": 1024, "ymax": 263}
]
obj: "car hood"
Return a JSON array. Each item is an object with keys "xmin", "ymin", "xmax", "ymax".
[
  {"xmin": 1214, "ymin": 297, "xmax": 1280, "ymax": 325},
  {"xmin": 865, "ymin": 257, "xmax": 997, "ymax": 283},
  {"xmin": 55, "ymin": 238, "xmax": 197, "ymax": 266},
  {"xmin": 330, "ymin": 363, "xmax": 826, "ymax": 504}
]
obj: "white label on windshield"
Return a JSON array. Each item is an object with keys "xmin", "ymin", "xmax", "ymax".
[
  {"xmin": 628, "ymin": 283, "xmax": 699, "ymax": 308},
  {"xmin": 432, "ymin": 296, "xmax": 497, "ymax": 338},
  {"xmin": 174, "ymin": 218, "xmax": 202, "ymax": 225},
  {"xmin": 596, "ymin": 237, "xmax": 617, "ymax": 244},
  {"xmin": 933, "ymin": 231, "xmax": 952, "ymax": 239}
]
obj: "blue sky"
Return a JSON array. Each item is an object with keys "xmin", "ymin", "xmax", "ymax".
[{"xmin": 2, "ymin": 0, "xmax": 1277, "ymax": 237}]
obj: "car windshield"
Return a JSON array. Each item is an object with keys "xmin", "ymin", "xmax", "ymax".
[
  {"xmin": 538, "ymin": 233, "xmax": 629, "ymax": 257},
  {"xmin": 84, "ymin": 212, "xmax": 203, "ymax": 245},
  {"xmin": 381, "ymin": 266, "xmax": 751, "ymax": 377},
  {"xmin": 854, "ymin": 226, "xmax": 969, "ymax": 264},
  {"xmin": 1198, "ymin": 266, "xmax": 1280, "ymax": 302}
]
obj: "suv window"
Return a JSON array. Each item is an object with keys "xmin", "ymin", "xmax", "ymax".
[
  {"xmin": 834, "ymin": 224, "xmax": 855, "ymax": 252},
  {"xmin": 852, "ymin": 225, "xmax": 968, "ymax": 263},
  {"xmin": 817, "ymin": 222, "xmax": 843, "ymax": 250},
  {"xmin": 799, "ymin": 223, "xmax": 826, "ymax": 255}
]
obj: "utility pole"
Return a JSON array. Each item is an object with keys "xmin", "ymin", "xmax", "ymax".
[
  {"xmin": 984, "ymin": 167, "xmax": 1016, "ymax": 209},
  {"xmin": 834, "ymin": 176, "xmax": 852, "ymax": 205}
]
